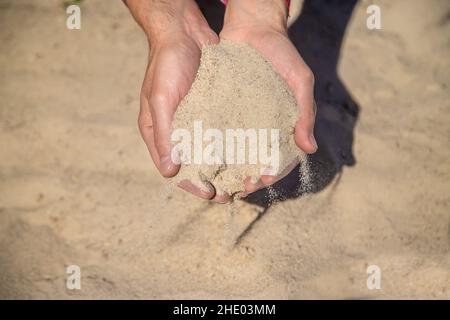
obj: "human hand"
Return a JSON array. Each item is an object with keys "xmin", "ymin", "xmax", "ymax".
[
  {"xmin": 220, "ymin": 0, "xmax": 317, "ymax": 195},
  {"xmin": 127, "ymin": 0, "xmax": 230, "ymax": 202}
]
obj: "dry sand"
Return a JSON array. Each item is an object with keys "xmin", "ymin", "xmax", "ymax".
[
  {"xmin": 173, "ymin": 41, "xmax": 301, "ymax": 195},
  {"xmin": 0, "ymin": 0, "xmax": 449, "ymax": 299}
]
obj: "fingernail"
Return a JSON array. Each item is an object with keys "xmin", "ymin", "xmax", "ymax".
[
  {"xmin": 160, "ymin": 155, "xmax": 174, "ymax": 173},
  {"xmin": 309, "ymin": 133, "xmax": 318, "ymax": 150}
]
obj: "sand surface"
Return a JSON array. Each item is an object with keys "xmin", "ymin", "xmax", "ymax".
[
  {"xmin": 173, "ymin": 41, "xmax": 301, "ymax": 195},
  {"xmin": 0, "ymin": 0, "xmax": 449, "ymax": 299}
]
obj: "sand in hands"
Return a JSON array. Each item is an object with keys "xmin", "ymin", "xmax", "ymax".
[{"xmin": 171, "ymin": 41, "xmax": 303, "ymax": 196}]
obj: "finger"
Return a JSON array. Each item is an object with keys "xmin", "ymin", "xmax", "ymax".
[
  {"xmin": 244, "ymin": 159, "xmax": 299, "ymax": 193},
  {"xmin": 139, "ymin": 94, "xmax": 176, "ymax": 175},
  {"xmin": 244, "ymin": 176, "xmax": 266, "ymax": 194},
  {"xmin": 259, "ymin": 160, "xmax": 298, "ymax": 186},
  {"xmin": 148, "ymin": 49, "xmax": 198, "ymax": 177},
  {"xmin": 194, "ymin": 29, "xmax": 220, "ymax": 47},
  {"xmin": 137, "ymin": 101, "xmax": 158, "ymax": 166},
  {"xmin": 288, "ymin": 65, "xmax": 317, "ymax": 154},
  {"xmin": 148, "ymin": 73, "xmax": 182, "ymax": 176},
  {"xmin": 148, "ymin": 93, "xmax": 177, "ymax": 172},
  {"xmin": 236, "ymin": 191, "xmax": 248, "ymax": 199},
  {"xmin": 260, "ymin": 175, "xmax": 278, "ymax": 185},
  {"xmin": 211, "ymin": 192, "xmax": 231, "ymax": 204},
  {"xmin": 178, "ymin": 179, "xmax": 215, "ymax": 200},
  {"xmin": 139, "ymin": 94, "xmax": 180, "ymax": 177}
]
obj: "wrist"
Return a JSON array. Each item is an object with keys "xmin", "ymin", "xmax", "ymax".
[
  {"xmin": 127, "ymin": 0, "xmax": 210, "ymax": 44},
  {"xmin": 223, "ymin": 0, "xmax": 288, "ymax": 33}
]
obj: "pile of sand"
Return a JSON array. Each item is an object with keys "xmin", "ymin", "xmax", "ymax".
[{"xmin": 172, "ymin": 41, "xmax": 302, "ymax": 195}]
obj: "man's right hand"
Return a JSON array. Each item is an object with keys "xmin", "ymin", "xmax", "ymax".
[{"xmin": 127, "ymin": 0, "xmax": 229, "ymax": 202}]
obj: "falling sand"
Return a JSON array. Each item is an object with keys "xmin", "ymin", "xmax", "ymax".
[{"xmin": 172, "ymin": 41, "xmax": 304, "ymax": 196}]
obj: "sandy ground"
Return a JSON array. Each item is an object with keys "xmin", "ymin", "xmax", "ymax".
[{"xmin": 0, "ymin": 0, "xmax": 449, "ymax": 299}]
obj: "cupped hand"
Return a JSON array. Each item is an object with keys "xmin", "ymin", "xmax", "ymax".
[
  {"xmin": 220, "ymin": 0, "xmax": 317, "ymax": 195},
  {"xmin": 133, "ymin": 1, "xmax": 229, "ymax": 203}
]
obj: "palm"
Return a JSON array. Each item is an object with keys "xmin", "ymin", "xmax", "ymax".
[{"xmin": 141, "ymin": 36, "xmax": 201, "ymax": 131}]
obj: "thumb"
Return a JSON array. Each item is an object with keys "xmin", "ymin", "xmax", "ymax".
[
  {"xmin": 287, "ymin": 63, "xmax": 317, "ymax": 154},
  {"xmin": 148, "ymin": 92, "xmax": 180, "ymax": 177}
]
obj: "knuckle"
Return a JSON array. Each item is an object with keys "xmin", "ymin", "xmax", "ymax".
[
  {"xmin": 137, "ymin": 108, "xmax": 154, "ymax": 135},
  {"xmin": 209, "ymin": 31, "xmax": 220, "ymax": 44},
  {"xmin": 304, "ymin": 68, "xmax": 315, "ymax": 85}
]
